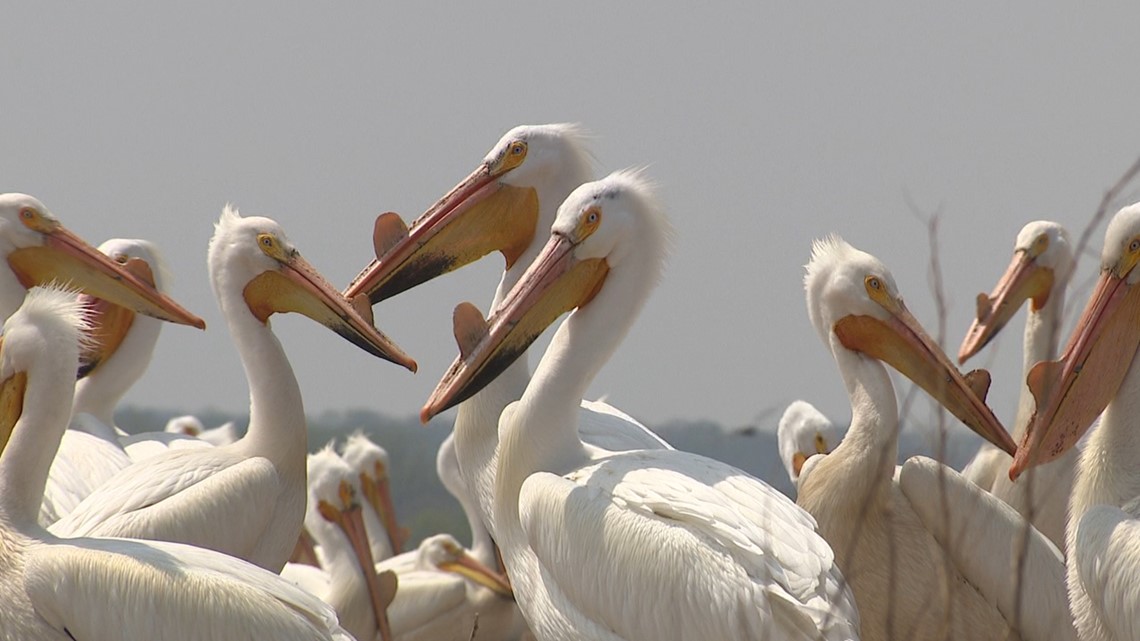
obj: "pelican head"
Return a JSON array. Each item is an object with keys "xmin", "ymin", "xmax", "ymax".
[
  {"xmin": 0, "ymin": 194, "xmax": 204, "ymax": 329},
  {"xmin": 77, "ymin": 238, "xmax": 169, "ymax": 378},
  {"xmin": 958, "ymin": 221, "xmax": 1073, "ymax": 363},
  {"xmin": 0, "ymin": 286, "xmax": 91, "ymax": 452},
  {"xmin": 209, "ymin": 206, "xmax": 416, "ymax": 371},
  {"xmin": 1011, "ymin": 203, "xmax": 1140, "ymax": 478},
  {"xmin": 344, "ymin": 124, "xmax": 594, "ymax": 304},
  {"xmin": 416, "ymin": 534, "xmax": 513, "ymax": 598},
  {"xmin": 777, "ymin": 400, "xmax": 843, "ymax": 482},
  {"xmin": 306, "ymin": 447, "xmax": 394, "ymax": 637},
  {"xmin": 340, "ymin": 431, "xmax": 406, "ymax": 555},
  {"xmin": 805, "ymin": 236, "xmax": 1015, "ymax": 455},
  {"xmin": 421, "ymin": 170, "xmax": 669, "ymax": 422}
]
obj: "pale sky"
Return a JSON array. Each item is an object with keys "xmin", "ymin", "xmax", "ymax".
[{"xmin": 3, "ymin": 3, "xmax": 1139, "ymax": 434}]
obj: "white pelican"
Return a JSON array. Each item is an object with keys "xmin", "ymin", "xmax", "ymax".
[
  {"xmin": 777, "ymin": 400, "xmax": 845, "ymax": 487},
  {"xmin": 0, "ymin": 193, "xmax": 204, "ymax": 327},
  {"xmin": 340, "ymin": 430, "xmax": 406, "ymax": 560},
  {"xmin": 282, "ymin": 446, "xmax": 395, "ymax": 641},
  {"xmin": 42, "ymin": 239, "xmax": 184, "ymax": 525},
  {"xmin": 1010, "ymin": 203, "xmax": 1140, "ymax": 640},
  {"xmin": 381, "ymin": 533, "xmax": 521, "ymax": 641},
  {"xmin": 345, "ymin": 124, "xmax": 671, "ymax": 544},
  {"xmin": 164, "ymin": 414, "xmax": 240, "ymax": 446},
  {"xmin": 956, "ymin": 221, "xmax": 1076, "ymax": 549},
  {"xmin": 797, "ymin": 235, "xmax": 1023, "ymax": 641},
  {"xmin": 421, "ymin": 172, "xmax": 860, "ymax": 640},
  {"xmin": 0, "ymin": 286, "xmax": 353, "ymax": 641},
  {"xmin": 49, "ymin": 206, "xmax": 416, "ymax": 572}
]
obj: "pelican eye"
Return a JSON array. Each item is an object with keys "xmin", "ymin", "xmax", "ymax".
[
  {"xmin": 113, "ymin": 253, "xmax": 129, "ymax": 264},
  {"xmin": 1129, "ymin": 238, "xmax": 1140, "ymax": 254},
  {"xmin": 19, "ymin": 208, "xmax": 35, "ymax": 220},
  {"xmin": 1031, "ymin": 234, "xmax": 1050, "ymax": 256},
  {"xmin": 496, "ymin": 140, "xmax": 528, "ymax": 173},
  {"xmin": 578, "ymin": 206, "xmax": 603, "ymax": 239},
  {"xmin": 256, "ymin": 233, "xmax": 288, "ymax": 260}
]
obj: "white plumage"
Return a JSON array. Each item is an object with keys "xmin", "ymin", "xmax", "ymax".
[
  {"xmin": 423, "ymin": 172, "xmax": 859, "ymax": 641},
  {"xmin": 0, "ymin": 286, "xmax": 352, "ymax": 641},
  {"xmin": 796, "ymin": 235, "xmax": 1022, "ymax": 641},
  {"xmin": 348, "ymin": 125, "xmax": 672, "ymax": 550}
]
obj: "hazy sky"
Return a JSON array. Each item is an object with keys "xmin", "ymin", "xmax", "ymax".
[{"xmin": 4, "ymin": 4, "xmax": 1139, "ymax": 436}]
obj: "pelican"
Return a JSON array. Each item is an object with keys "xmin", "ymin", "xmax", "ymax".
[
  {"xmin": 49, "ymin": 206, "xmax": 416, "ymax": 572},
  {"xmin": 340, "ymin": 430, "xmax": 406, "ymax": 560},
  {"xmin": 345, "ymin": 124, "xmax": 670, "ymax": 544},
  {"xmin": 381, "ymin": 533, "xmax": 522, "ymax": 641},
  {"xmin": 0, "ymin": 286, "xmax": 353, "ymax": 641},
  {"xmin": 282, "ymin": 447, "xmax": 395, "ymax": 641},
  {"xmin": 777, "ymin": 400, "xmax": 845, "ymax": 487},
  {"xmin": 43, "ymin": 239, "xmax": 187, "ymax": 525},
  {"xmin": 1010, "ymin": 203, "xmax": 1140, "ymax": 640},
  {"xmin": 956, "ymin": 221, "xmax": 1076, "ymax": 549},
  {"xmin": 796, "ymin": 235, "xmax": 1025, "ymax": 641},
  {"xmin": 421, "ymin": 172, "xmax": 860, "ymax": 640}
]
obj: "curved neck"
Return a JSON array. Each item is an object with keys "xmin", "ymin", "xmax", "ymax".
[
  {"xmin": 495, "ymin": 245, "xmax": 657, "ymax": 542},
  {"xmin": 218, "ymin": 284, "xmax": 306, "ymax": 474},
  {"xmin": 1014, "ymin": 287, "xmax": 1064, "ymax": 438},
  {"xmin": 0, "ymin": 361, "xmax": 76, "ymax": 527},
  {"xmin": 827, "ymin": 339, "xmax": 900, "ymax": 491},
  {"xmin": 72, "ymin": 314, "xmax": 162, "ymax": 427}
]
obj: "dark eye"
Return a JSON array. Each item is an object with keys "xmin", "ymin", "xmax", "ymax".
[
  {"xmin": 511, "ymin": 143, "xmax": 524, "ymax": 155},
  {"xmin": 19, "ymin": 208, "xmax": 34, "ymax": 220},
  {"xmin": 1130, "ymin": 238, "xmax": 1140, "ymax": 253},
  {"xmin": 869, "ymin": 277, "xmax": 881, "ymax": 290},
  {"xmin": 262, "ymin": 236, "xmax": 274, "ymax": 248},
  {"xmin": 114, "ymin": 254, "xmax": 129, "ymax": 264},
  {"xmin": 588, "ymin": 211, "xmax": 598, "ymax": 223}
]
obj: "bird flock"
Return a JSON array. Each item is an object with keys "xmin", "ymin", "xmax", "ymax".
[{"xmin": 0, "ymin": 123, "xmax": 1137, "ymax": 641}]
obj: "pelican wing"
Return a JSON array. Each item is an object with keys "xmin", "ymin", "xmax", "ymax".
[
  {"xmin": 1074, "ymin": 503, "xmax": 1140, "ymax": 641},
  {"xmin": 41, "ymin": 429, "xmax": 133, "ymax": 526},
  {"xmin": 25, "ymin": 537, "xmax": 352, "ymax": 641},
  {"xmin": 385, "ymin": 569, "xmax": 468, "ymax": 634},
  {"xmin": 898, "ymin": 456, "xmax": 1075, "ymax": 641},
  {"xmin": 48, "ymin": 451, "xmax": 278, "ymax": 561},
  {"xmin": 578, "ymin": 399, "xmax": 673, "ymax": 451},
  {"xmin": 519, "ymin": 450, "xmax": 859, "ymax": 641}
]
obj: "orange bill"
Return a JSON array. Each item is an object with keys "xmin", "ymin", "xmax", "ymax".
[
  {"xmin": 438, "ymin": 547, "xmax": 514, "ymax": 598},
  {"xmin": 359, "ymin": 462, "xmax": 406, "ymax": 555},
  {"xmin": 243, "ymin": 251, "xmax": 416, "ymax": 372},
  {"xmin": 421, "ymin": 233, "xmax": 608, "ymax": 422},
  {"xmin": 958, "ymin": 250, "xmax": 1055, "ymax": 364},
  {"xmin": 8, "ymin": 225, "xmax": 204, "ymax": 329},
  {"xmin": 834, "ymin": 305, "xmax": 1015, "ymax": 455},
  {"xmin": 344, "ymin": 162, "xmax": 539, "ymax": 305},
  {"xmin": 1010, "ymin": 270, "xmax": 1140, "ymax": 478},
  {"xmin": 319, "ymin": 481, "xmax": 398, "ymax": 641}
]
